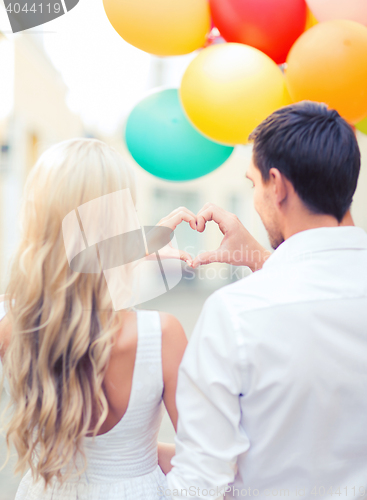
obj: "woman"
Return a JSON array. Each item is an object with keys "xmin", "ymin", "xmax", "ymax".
[{"xmin": 0, "ymin": 138, "xmax": 192, "ymax": 499}]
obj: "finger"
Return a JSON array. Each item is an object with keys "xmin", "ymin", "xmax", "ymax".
[
  {"xmin": 159, "ymin": 210, "xmax": 196, "ymax": 230},
  {"xmin": 196, "ymin": 204, "xmax": 228, "ymax": 234},
  {"xmin": 191, "ymin": 250, "xmax": 222, "ymax": 268},
  {"xmin": 149, "ymin": 248, "xmax": 193, "ymax": 265},
  {"xmin": 158, "ymin": 207, "xmax": 196, "ymax": 226},
  {"xmin": 196, "ymin": 202, "xmax": 213, "ymax": 214},
  {"xmin": 196, "ymin": 202, "xmax": 218, "ymax": 221},
  {"xmin": 171, "ymin": 206, "xmax": 197, "ymax": 219},
  {"xmin": 160, "ymin": 211, "xmax": 197, "ymax": 231}
]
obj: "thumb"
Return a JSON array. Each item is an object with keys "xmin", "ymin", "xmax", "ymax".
[
  {"xmin": 192, "ymin": 250, "xmax": 222, "ymax": 269},
  {"xmin": 178, "ymin": 250, "xmax": 193, "ymax": 265}
]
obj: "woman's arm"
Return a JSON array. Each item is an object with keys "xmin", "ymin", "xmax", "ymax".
[
  {"xmin": 159, "ymin": 312, "xmax": 188, "ymax": 474},
  {"xmin": 158, "ymin": 442, "xmax": 176, "ymax": 474}
]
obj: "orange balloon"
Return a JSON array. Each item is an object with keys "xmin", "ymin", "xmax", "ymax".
[{"xmin": 285, "ymin": 20, "xmax": 367, "ymax": 124}]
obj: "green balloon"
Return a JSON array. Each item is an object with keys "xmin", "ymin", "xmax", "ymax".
[
  {"xmin": 125, "ymin": 88, "xmax": 234, "ymax": 181},
  {"xmin": 356, "ymin": 116, "xmax": 367, "ymax": 135}
]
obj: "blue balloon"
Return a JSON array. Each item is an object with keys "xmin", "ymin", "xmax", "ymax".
[{"xmin": 125, "ymin": 88, "xmax": 234, "ymax": 181}]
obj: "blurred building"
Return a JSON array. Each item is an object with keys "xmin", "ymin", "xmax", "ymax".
[{"xmin": 0, "ymin": 30, "xmax": 84, "ymax": 289}]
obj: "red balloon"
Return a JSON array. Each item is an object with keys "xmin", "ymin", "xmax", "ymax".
[{"xmin": 209, "ymin": 0, "xmax": 308, "ymax": 64}]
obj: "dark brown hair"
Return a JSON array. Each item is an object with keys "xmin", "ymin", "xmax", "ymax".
[{"xmin": 249, "ymin": 101, "xmax": 360, "ymax": 222}]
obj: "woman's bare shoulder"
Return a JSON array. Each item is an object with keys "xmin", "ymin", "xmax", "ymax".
[
  {"xmin": 159, "ymin": 312, "xmax": 187, "ymax": 342},
  {"xmin": 110, "ymin": 310, "xmax": 139, "ymax": 357},
  {"xmin": 109, "ymin": 310, "xmax": 187, "ymax": 360},
  {"xmin": 159, "ymin": 312, "xmax": 187, "ymax": 368}
]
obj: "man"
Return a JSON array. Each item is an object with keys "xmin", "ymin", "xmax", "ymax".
[{"xmin": 165, "ymin": 102, "xmax": 367, "ymax": 499}]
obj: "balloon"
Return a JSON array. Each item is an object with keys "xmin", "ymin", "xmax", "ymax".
[
  {"xmin": 356, "ymin": 117, "xmax": 367, "ymax": 135},
  {"xmin": 125, "ymin": 89, "xmax": 234, "ymax": 182},
  {"xmin": 285, "ymin": 20, "xmax": 367, "ymax": 124},
  {"xmin": 209, "ymin": 0, "xmax": 307, "ymax": 64},
  {"xmin": 103, "ymin": 0, "xmax": 210, "ymax": 56},
  {"xmin": 204, "ymin": 28, "xmax": 226, "ymax": 48},
  {"xmin": 307, "ymin": 0, "xmax": 367, "ymax": 25},
  {"xmin": 180, "ymin": 43, "xmax": 291, "ymax": 146},
  {"xmin": 305, "ymin": 7, "xmax": 318, "ymax": 30}
]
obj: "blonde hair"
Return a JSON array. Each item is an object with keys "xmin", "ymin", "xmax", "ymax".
[{"xmin": 1, "ymin": 138, "xmax": 137, "ymax": 487}]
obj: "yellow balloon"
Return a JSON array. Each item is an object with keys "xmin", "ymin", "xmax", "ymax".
[
  {"xmin": 180, "ymin": 43, "xmax": 291, "ymax": 146},
  {"xmin": 305, "ymin": 7, "xmax": 318, "ymax": 30},
  {"xmin": 103, "ymin": 0, "xmax": 210, "ymax": 56}
]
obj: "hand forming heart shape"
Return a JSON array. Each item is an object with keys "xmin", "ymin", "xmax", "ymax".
[
  {"xmin": 156, "ymin": 205, "xmax": 355, "ymax": 272},
  {"xmin": 156, "ymin": 203, "xmax": 270, "ymax": 272}
]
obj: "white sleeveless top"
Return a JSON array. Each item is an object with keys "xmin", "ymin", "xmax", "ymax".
[{"xmin": 7, "ymin": 309, "xmax": 170, "ymax": 500}]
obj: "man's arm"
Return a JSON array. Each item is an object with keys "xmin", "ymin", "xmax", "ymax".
[
  {"xmin": 192, "ymin": 204, "xmax": 355, "ymax": 270},
  {"xmin": 166, "ymin": 292, "xmax": 250, "ymax": 500}
]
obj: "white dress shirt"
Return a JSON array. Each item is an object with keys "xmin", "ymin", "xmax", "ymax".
[{"xmin": 166, "ymin": 226, "xmax": 367, "ymax": 500}]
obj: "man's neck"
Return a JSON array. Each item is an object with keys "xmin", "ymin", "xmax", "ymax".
[{"xmin": 282, "ymin": 212, "xmax": 340, "ymax": 241}]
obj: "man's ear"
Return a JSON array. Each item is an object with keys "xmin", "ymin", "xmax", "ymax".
[{"xmin": 268, "ymin": 168, "xmax": 288, "ymax": 206}]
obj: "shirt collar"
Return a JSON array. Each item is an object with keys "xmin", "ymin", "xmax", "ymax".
[{"xmin": 262, "ymin": 226, "xmax": 367, "ymax": 270}]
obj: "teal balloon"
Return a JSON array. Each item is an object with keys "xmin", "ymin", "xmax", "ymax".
[{"xmin": 125, "ymin": 89, "xmax": 234, "ymax": 181}]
